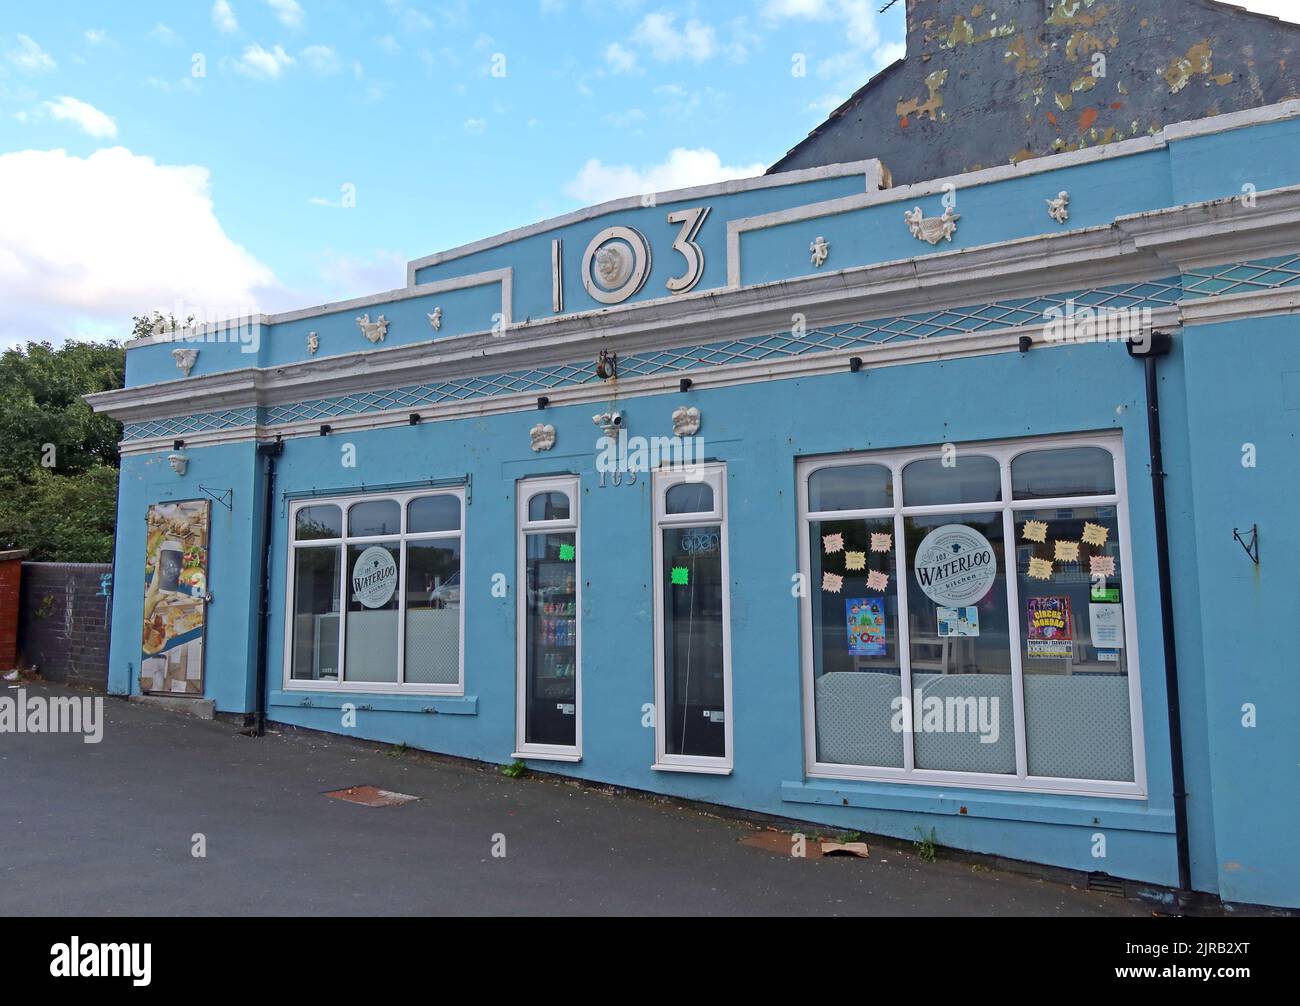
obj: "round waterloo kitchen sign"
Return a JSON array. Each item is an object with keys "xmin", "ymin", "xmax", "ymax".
[
  {"xmin": 913, "ymin": 524, "xmax": 997, "ymax": 606},
  {"xmin": 352, "ymin": 546, "xmax": 397, "ymax": 608}
]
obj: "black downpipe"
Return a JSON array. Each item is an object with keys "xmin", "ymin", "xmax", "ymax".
[
  {"xmin": 247, "ymin": 436, "xmax": 284, "ymax": 737},
  {"xmin": 1136, "ymin": 335, "xmax": 1192, "ymax": 898}
]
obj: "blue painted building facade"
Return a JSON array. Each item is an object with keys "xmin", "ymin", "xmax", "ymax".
[{"xmin": 91, "ymin": 101, "xmax": 1300, "ymax": 910}]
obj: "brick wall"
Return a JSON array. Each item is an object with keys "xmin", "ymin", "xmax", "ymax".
[
  {"xmin": 0, "ymin": 555, "xmax": 22, "ymax": 670},
  {"xmin": 17, "ymin": 563, "xmax": 113, "ymax": 690}
]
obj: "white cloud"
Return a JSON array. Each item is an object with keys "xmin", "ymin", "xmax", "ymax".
[
  {"xmin": 83, "ymin": 29, "xmax": 112, "ymax": 47},
  {"xmin": 151, "ymin": 23, "xmax": 181, "ymax": 46},
  {"xmin": 212, "ymin": 0, "xmax": 239, "ymax": 33},
  {"xmin": 314, "ymin": 249, "xmax": 407, "ymax": 302},
  {"xmin": 0, "ymin": 147, "xmax": 278, "ymax": 345},
  {"xmin": 762, "ymin": 0, "xmax": 902, "ymax": 113},
  {"xmin": 632, "ymin": 12, "xmax": 716, "ymax": 63},
  {"xmin": 603, "ymin": 107, "xmax": 646, "ymax": 127},
  {"xmin": 565, "ymin": 147, "xmax": 765, "ymax": 204},
  {"xmin": 233, "ymin": 43, "xmax": 295, "ymax": 79},
  {"xmin": 1234, "ymin": 1, "xmax": 1300, "ymax": 23},
  {"xmin": 376, "ymin": 34, "xmax": 401, "ymax": 55},
  {"xmin": 761, "ymin": 0, "xmax": 879, "ymax": 48},
  {"xmin": 7, "ymin": 34, "xmax": 56, "ymax": 73},
  {"xmin": 463, "ymin": 117, "xmax": 487, "ymax": 134},
  {"xmin": 397, "ymin": 7, "xmax": 435, "ymax": 32},
  {"xmin": 300, "ymin": 45, "xmax": 341, "ymax": 73},
  {"xmin": 267, "ymin": 0, "xmax": 306, "ymax": 28},
  {"xmin": 43, "ymin": 97, "xmax": 118, "ymax": 139},
  {"xmin": 604, "ymin": 41, "xmax": 639, "ymax": 74}
]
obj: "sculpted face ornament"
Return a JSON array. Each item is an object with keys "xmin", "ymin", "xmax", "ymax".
[
  {"xmin": 172, "ymin": 348, "xmax": 198, "ymax": 377},
  {"xmin": 529, "ymin": 423, "xmax": 556, "ymax": 452},
  {"xmin": 595, "ymin": 244, "xmax": 633, "ymax": 288},
  {"xmin": 582, "ymin": 225, "xmax": 651, "ymax": 305},
  {"xmin": 671, "ymin": 406, "xmax": 701, "ymax": 437}
]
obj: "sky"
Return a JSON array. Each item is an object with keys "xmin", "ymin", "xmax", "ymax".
[
  {"xmin": 0, "ymin": 0, "xmax": 912, "ymax": 347},
  {"xmin": 0, "ymin": 0, "xmax": 1294, "ymax": 348}
]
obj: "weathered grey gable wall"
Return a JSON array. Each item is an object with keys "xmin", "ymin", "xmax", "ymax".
[{"xmin": 772, "ymin": 0, "xmax": 1300, "ymax": 183}]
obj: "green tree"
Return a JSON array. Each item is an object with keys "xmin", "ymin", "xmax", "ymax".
[{"xmin": 0, "ymin": 339, "xmax": 125, "ymax": 561}]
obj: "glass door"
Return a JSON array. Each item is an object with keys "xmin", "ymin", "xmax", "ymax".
[{"xmin": 515, "ymin": 476, "xmax": 581, "ymax": 759}]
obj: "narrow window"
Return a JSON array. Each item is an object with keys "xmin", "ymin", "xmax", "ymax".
[
  {"xmin": 653, "ymin": 463, "xmax": 732, "ymax": 772},
  {"xmin": 516, "ymin": 476, "xmax": 581, "ymax": 759}
]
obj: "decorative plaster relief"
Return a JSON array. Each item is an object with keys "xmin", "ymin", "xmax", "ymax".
[
  {"xmin": 428, "ymin": 307, "xmax": 442, "ymax": 331},
  {"xmin": 582, "ymin": 226, "xmax": 651, "ymax": 305},
  {"xmin": 810, "ymin": 235, "xmax": 830, "ymax": 267},
  {"xmin": 1047, "ymin": 191, "xmax": 1070, "ymax": 225},
  {"xmin": 172, "ymin": 348, "xmax": 199, "ymax": 377},
  {"xmin": 529, "ymin": 423, "xmax": 556, "ymax": 452},
  {"xmin": 307, "ymin": 331, "xmax": 319, "ymax": 355},
  {"xmin": 357, "ymin": 314, "xmax": 388, "ymax": 344},
  {"xmin": 167, "ymin": 452, "xmax": 189, "ymax": 475},
  {"xmin": 671, "ymin": 405, "xmax": 701, "ymax": 437},
  {"xmin": 904, "ymin": 206, "xmax": 960, "ymax": 245}
]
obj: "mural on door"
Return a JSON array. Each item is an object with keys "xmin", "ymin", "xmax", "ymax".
[{"xmin": 140, "ymin": 500, "xmax": 210, "ymax": 694}]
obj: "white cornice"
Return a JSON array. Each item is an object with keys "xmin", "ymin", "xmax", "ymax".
[
  {"xmin": 113, "ymin": 283, "xmax": 1300, "ymax": 458},
  {"xmin": 89, "ymin": 184, "xmax": 1300, "ymax": 427},
  {"xmin": 116, "ymin": 318, "xmax": 1136, "ymax": 455},
  {"xmin": 1176, "ymin": 284, "xmax": 1300, "ymax": 325},
  {"xmin": 87, "ymin": 226, "xmax": 1146, "ymax": 424},
  {"xmin": 1114, "ymin": 184, "xmax": 1300, "ymax": 269}
]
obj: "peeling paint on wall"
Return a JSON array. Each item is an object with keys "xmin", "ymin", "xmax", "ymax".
[
  {"xmin": 940, "ymin": 11, "xmax": 1016, "ymax": 49},
  {"xmin": 897, "ymin": 68, "xmax": 949, "ymax": 125},
  {"xmin": 1164, "ymin": 39, "xmax": 1236, "ymax": 94}
]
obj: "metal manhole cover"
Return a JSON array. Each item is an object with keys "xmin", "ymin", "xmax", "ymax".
[{"xmin": 324, "ymin": 785, "xmax": 419, "ymax": 807}]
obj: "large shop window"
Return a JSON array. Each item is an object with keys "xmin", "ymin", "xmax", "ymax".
[
  {"xmin": 515, "ymin": 476, "xmax": 582, "ymax": 761},
  {"xmin": 652, "ymin": 464, "xmax": 733, "ymax": 774},
  {"xmin": 286, "ymin": 489, "xmax": 464, "ymax": 694},
  {"xmin": 798, "ymin": 435, "xmax": 1145, "ymax": 797}
]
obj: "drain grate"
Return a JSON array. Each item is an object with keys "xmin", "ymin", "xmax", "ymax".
[
  {"xmin": 1087, "ymin": 872, "xmax": 1125, "ymax": 897},
  {"xmin": 324, "ymin": 785, "xmax": 419, "ymax": 807}
]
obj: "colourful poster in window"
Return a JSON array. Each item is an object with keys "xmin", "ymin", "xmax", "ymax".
[
  {"xmin": 846, "ymin": 598, "xmax": 887, "ymax": 657},
  {"xmin": 140, "ymin": 500, "xmax": 210, "ymax": 694},
  {"xmin": 1026, "ymin": 596, "xmax": 1073, "ymax": 658}
]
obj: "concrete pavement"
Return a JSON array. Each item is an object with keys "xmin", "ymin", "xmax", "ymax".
[{"xmin": 0, "ymin": 684, "xmax": 1145, "ymax": 916}]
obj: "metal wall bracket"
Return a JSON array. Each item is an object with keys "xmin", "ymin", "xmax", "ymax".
[
  {"xmin": 1232, "ymin": 524, "xmax": 1259, "ymax": 565},
  {"xmin": 198, "ymin": 485, "xmax": 234, "ymax": 511}
]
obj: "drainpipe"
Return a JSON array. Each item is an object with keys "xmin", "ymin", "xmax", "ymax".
[
  {"xmin": 247, "ymin": 436, "xmax": 283, "ymax": 737},
  {"xmin": 1128, "ymin": 331, "xmax": 1192, "ymax": 900}
]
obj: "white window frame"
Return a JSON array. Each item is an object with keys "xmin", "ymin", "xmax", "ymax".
[
  {"xmin": 282, "ymin": 487, "xmax": 466, "ymax": 695},
  {"xmin": 796, "ymin": 431, "xmax": 1147, "ymax": 799},
  {"xmin": 514, "ymin": 475, "xmax": 583, "ymax": 762},
  {"xmin": 652, "ymin": 463, "xmax": 734, "ymax": 775}
]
